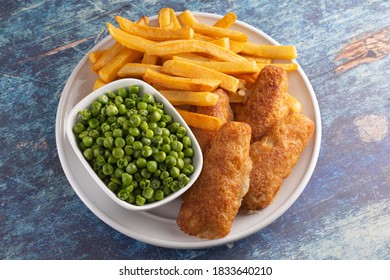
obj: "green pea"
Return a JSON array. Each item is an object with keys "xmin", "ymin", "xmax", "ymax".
[
  {"xmin": 124, "ymin": 145, "xmax": 134, "ymax": 156},
  {"xmin": 163, "ymin": 177, "xmax": 173, "ymax": 188},
  {"xmin": 165, "ymin": 156, "xmax": 177, "ymax": 168},
  {"xmin": 176, "ymin": 158, "xmax": 185, "ymax": 170},
  {"xmin": 183, "ymin": 147, "xmax": 194, "ymax": 157},
  {"xmin": 139, "ymin": 120, "xmax": 149, "ymax": 131},
  {"xmin": 118, "ymin": 87, "xmax": 128, "ymax": 98},
  {"xmin": 130, "ymin": 114, "xmax": 141, "ymax": 127},
  {"xmin": 154, "ymin": 190, "xmax": 164, "ymax": 201},
  {"xmin": 127, "ymin": 193, "xmax": 136, "ymax": 204},
  {"xmin": 128, "ymin": 127, "xmax": 140, "ymax": 137},
  {"xmin": 125, "ymin": 98, "xmax": 136, "ymax": 109},
  {"xmin": 160, "ymin": 170, "xmax": 169, "ymax": 180},
  {"xmin": 118, "ymin": 104, "xmax": 127, "ymax": 115},
  {"xmin": 149, "ymin": 111, "xmax": 161, "ymax": 122},
  {"xmin": 118, "ymin": 189, "xmax": 129, "ymax": 201},
  {"xmin": 170, "ymin": 181, "xmax": 180, "ymax": 192},
  {"xmin": 117, "ymin": 157, "xmax": 128, "ymax": 169},
  {"xmin": 135, "ymin": 194, "xmax": 146, "ymax": 206},
  {"xmin": 141, "ymin": 146, "xmax": 153, "ymax": 158},
  {"xmin": 148, "ymin": 122, "xmax": 158, "ymax": 130},
  {"xmin": 161, "ymin": 114, "xmax": 173, "ymax": 124},
  {"xmin": 163, "ymin": 186, "xmax": 172, "ymax": 196},
  {"xmin": 112, "ymin": 148, "xmax": 124, "ymax": 159},
  {"xmin": 126, "ymin": 162, "xmax": 138, "ymax": 174},
  {"xmin": 168, "ymin": 151, "xmax": 178, "ymax": 159},
  {"xmin": 171, "ymin": 140, "xmax": 183, "ymax": 152},
  {"xmin": 178, "ymin": 174, "xmax": 190, "ymax": 188},
  {"xmin": 142, "ymin": 187, "xmax": 154, "ymax": 199},
  {"xmin": 82, "ymin": 136, "xmax": 93, "ymax": 147},
  {"xmin": 80, "ymin": 109, "xmax": 92, "ymax": 120},
  {"xmin": 144, "ymin": 129, "xmax": 154, "ymax": 139},
  {"xmin": 161, "ymin": 144, "xmax": 171, "ymax": 153},
  {"xmin": 139, "ymin": 179, "xmax": 150, "ymax": 189},
  {"xmin": 154, "ymin": 151, "xmax": 166, "ymax": 163},
  {"xmin": 169, "ymin": 122, "xmax": 180, "ymax": 133},
  {"xmin": 83, "ymin": 148, "xmax": 93, "ymax": 160},
  {"xmin": 114, "ymin": 168, "xmax": 124, "ymax": 179},
  {"xmin": 176, "ymin": 126, "xmax": 187, "ymax": 138},
  {"xmin": 169, "ymin": 167, "xmax": 180, "ymax": 178},
  {"xmin": 122, "ymin": 173, "xmax": 133, "ymax": 186},
  {"xmin": 106, "ymin": 104, "xmax": 118, "ymax": 116},
  {"xmin": 115, "ymin": 137, "xmax": 125, "ymax": 148},
  {"xmin": 142, "ymin": 93, "xmax": 154, "ymax": 103},
  {"xmin": 136, "ymin": 157, "xmax": 147, "ymax": 168},
  {"xmin": 182, "ymin": 136, "xmax": 192, "ymax": 148},
  {"xmin": 112, "ymin": 128, "xmax": 123, "ymax": 138},
  {"xmin": 103, "ymin": 136, "xmax": 114, "ymax": 149},
  {"xmin": 147, "ymin": 161, "xmax": 158, "ymax": 173},
  {"xmin": 98, "ymin": 94, "xmax": 109, "ymax": 104},
  {"xmin": 137, "ymin": 101, "xmax": 148, "ymax": 110},
  {"xmin": 107, "ymin": 181, "xmax": 119, "ymax": 192},
  {"xmin": 141, "ymin": 168, "xmax": 152, "ymax": 179},
  {"xmin": 102, "ymin": 163, "xmax": 114, "ymax": 175},
  {"xmin": 129, "ymin": 85, "xmax": 140, "ymax": 94},
  {"xmin": 73, "ymin": 122, "xmax": 85, "ymax": 134},
  {"xmin": 183, "ymin": 164, "xmax": 194, "ymax": 175},
  {"xmin": 88, "ymin": 129, "xmax": 100, "ymax": 139}
]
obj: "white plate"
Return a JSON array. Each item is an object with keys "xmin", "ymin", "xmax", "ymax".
[{"xmin": 56, "ymin": 12, "xmax": 321, "ymax": 249}]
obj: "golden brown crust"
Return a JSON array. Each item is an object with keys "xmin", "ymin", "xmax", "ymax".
[
  {"xmin": 236, "ymin": 65, "xmax": 289, "ymax": 142},
  {"xmin": 191, "ymin": 88, "xmax": 234, "ymax": 153},
  {"xmin": 241, "ymin": 113, "xmax": 315, "ymax": 211},
  {"xmin": 177, "ymin": 122, "xmax": 252, "ymax": 239}
]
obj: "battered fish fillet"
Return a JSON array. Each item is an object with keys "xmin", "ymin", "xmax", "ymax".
[
  {"xmin": 236, "ymin": 65, "xmax": 289, "ymax": 142},
  {"xmin": 191, "ymin": 88, "xmax": 234, "ymax": 153},
  {"xmin": 177, "ymin": 122, "xmax": 252, "ymax": 239},
  {"xmin": 241, "ymin": 113, "xmax": 315, "ymax": 211}
]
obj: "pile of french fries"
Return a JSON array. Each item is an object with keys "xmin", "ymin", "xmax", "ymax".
[{"xmin": 88, "ymin": 8, "xmax": 298, "ymax": 130}]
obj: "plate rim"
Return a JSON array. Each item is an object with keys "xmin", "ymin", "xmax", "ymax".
[{"xmin": 55, "ymin": 11, "xmax": 322, "ymax": 249}]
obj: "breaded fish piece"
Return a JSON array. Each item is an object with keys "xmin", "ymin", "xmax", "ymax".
[
  {"xmin": 191, "ymin": 88, "xmax": 234, "ymax": 152},
  {"xmin": 236, "ymin": 65, "xmax": 289, "ymax": 142},
  {"xmin": 241, "ymin": 113, "xmax": 315, "ymax": 211},
  {"xmin": 177, "ymin": 122, "xmax": 252, "ymax": 239}
]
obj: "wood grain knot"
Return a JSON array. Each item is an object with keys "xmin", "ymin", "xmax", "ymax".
[{"xmin": 335, "ymin": 28, "xmax": 390, "ymax": 73}]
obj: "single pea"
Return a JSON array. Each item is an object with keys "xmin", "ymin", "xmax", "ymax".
[
  {"xmin": 129, "ymin": 85, "xmax": 140, "ymax": 94},
  {"xmin": 110, "ymin": 122, "xmax": 120, "ymax": 131},
  {"xmin": 169, "ymin": 167, "xmax": 180, "ymax": 178},
  {"xmin": 141, "ymin": 168, "xmax": 152, "ymax": 179},
  {"xmin": 117, "ymin": 158, "xmax": 128, "ymax": 169},
  {"xmin": 127, "ymin": 193, "xmax": 136, "ymax": 204},
  {"xmin": 115, "ymin": 137, "xmax": 125, "ymax": 148},
  {"xmin": 154, "ymin": 190, "xmax": 164, "ymax": 201},
  {"xmin": 126, "ymin": 162, "xmax": 138, "ymax": 174},
  {"xmin": 101, "ymin": 123, "xmax": 110, "ymax": 133},
  {"xmin": 139, "ymin": 179, "xmax": 150, "ymax": 189},
  {"xmin": 107, "ymin": 181, "xmax": 119, "ymax": 192},
  {"xmin": 102, "ymin": 163, "xmax": 114, "ymax": 175},
  {"xmin": 141, "ymin": 146, "xmax": 153, "ymax": 158},
  {"xmin": 118, "ymin": 104, "xmax": 127, "ymax": 115},
  {"xmin": 151, "ymin": 136, "xmax": 163, "ymax": 147},
  {"xmin": 171, "ymin": 141, "xmax": 183, "ymax": 152},
  {"xmin": 107, "ymin": 155, "xmax": 118, "ymax": 164},
  {"xmin": 118, "ymin": 189, "xmax": 130, "ymax": 201},
  {"xmin": 112, "ymin": 128, "xmax": 123, "ymax": 138},
  {"xmin": 157, "ymin": 121, "xmax": 166, "ymax": 128},
  {"xmin": 82, "ymin": 136, "xmax": 93, "ymax": 147},
  {"xmin": 98, "ymin": 170, "xmax": 106, "ymax": 179},
  {"xmin": 115, "ymin": 95, "xmax": 123, "ymax": 105},
  {"xmin": 183, "ymin": 147, "xmax": 194, "ymax": 157},
  {"xmin": 160, "ymin": 170, "xmax": 169, "ymax": 180},
  {"xmin": 161, "ymin": 114, "xmax": 173, "ymax": 124},
  {"xmin": 163, "ymin": 177, "xmax": 173, "ymax": 188},
  {"xmin": 95, "ymin": 155, "xmax": 106, "ymax": 166},
  {"xmin": 96, "ymin": 114, "xmax": 106, "ymax": 124},
  {"xmin": 83, "ymin": 148, "xmax": 93, "ymax": 160},
  {"xmin": 165, "ymin": 156, "xmax": 177, "ymax": 168},
  {"xmin": 168, "ymin": 151, "xmax": 179, "ymax": 159},
  {"xmin": 107, "ymin": 91, "xmax": 116, "ymax": 99},
  {"xmin": 136, "ymin": 157, "xmax": 147, "ymax": 168},
  {"xmin": 143, "ymin": 129, "xmax": 154, "ymax": 139},
  {"xmin": 162, "ymin": 136, "xmax": 171, "ymax": 145},
  {"xmin": 129, "ymin": 114, "xmax": 141, "ymax": 127},
  {"xmin": 73, "ymin": 122, "xmax": 85, "ymax": 134},
  {"xmin": 98, "ymin": 94, "xmax": 109, "ymax": 104},
  {"xmin": 170, "ymin": 181, "xmax": 180, "ymax": 192},
  {"xmin": 88, "ymin": 119, "xmax": 100, "ymax": 130},
  {"xmin": 133, "ymin": 141, "xmax": 143, "ymax": 151},
  {"xmin": 80, "ymin": 109, "xmax": 92, "ymax": 120},
  {"xmin": 124, "ymin": 145, "xmax": 134, "ymax": 156},
  {"xmin": 148, "ymin": 122, "xmax": 157, "ymax": 130},
  {"xmin": 183, "ymin": 157, "xmax": 192, "ymax": 165},
  {"xmin": 133, "ymin": 150, "xmax": 142, "ymax": 159},
  {"xmin": 104, "ymin": 131, "xmax": 113, "ymax": 138},
  {"xmin": 128, "ymin": 127, "xmax": 140, "ymax": 137},
  {"xmin": 137, "ymin": 101, "xmax": 148, "ymax": 110},
  {"xmin": 125, "ymin": 135, "xmax": 135, "ymax": 145},
  {"xmin": 139, "ymin": 120, "xmax": 149, "ymax": 131},
  {"xmin": 178, "ymin": 174, "xmax": 190, "ymax": 188},
  {"xmin": 135, "ymin": 194, "xmax": 146, "ymax": 206},
  {"xmin": 106, "ymin": 104, "xmax": 118, "ymax": 116},
  {"xmin": 176, "ymin": 158, "xmax": 185, "ymax": 170},
  {"xmin": 148, "ymin": 111, "xmax": 161, "ymax": 122},
  {"xmin": 169, "ymin": 134, "xmax": 178, "ymax": 142},
  {"xmin": 178, "ymin": 151, "xmax": 184, "ymax": 159},
  {"xmin": 139, "ymin": 109, "xmax": 148, "ymax": 118},
  {"xmin": 161, "ymin": 128, "xmax": 170, "ymax": 137},
  {"xmin": 182, "ymin": 164, "xmax": 194, "ymax": 175},
  {"xmin": 162, "ymin": 186, "xmax": 171, "ymax": 196},
  {"xmin": 112, "ymin": 147, "xmax": 124, "ymax": 159},
  {"xmin": 117, "ymin": 87, "xmax": 128, "ymax": 98},
  {"xmin": 142, "ymin": 93, "xmax": 155, "ymax": 103},
  {"xmin": 153, "ymin": 169, "xmax": 161, "ymax": 179},
  {"xmin": 88, "ymin": 129, "xmax": 100, "ymax": 139},
  {"xmin": 153, "ymin": 127, "xmax": 163, "ymax": 136},
  {"xmin": 122, "ymin": 173, "xmax": 133, "ymax": 186},
  {"xmin": 117, "ymin": 116, "xmax": 127, "ymax": 126},
  {"xmin": 142, "ymin": 186, "xmax": 154, "ymax": 200},
  {"xmin": 114, "ymin": 168, "xmax": 124, "ymax": 179},
  {"xmin": 168, "ymin": 122, "xmax": 180, "ymax": 133},
  {"xmin": 176, "ymin": 126, "xmax": 187, "ymax": 138},
  {"xmin": 161, "ymin": 144, "xmax": 171, "ymax": 153},
  {"xmin": 182, "ymin": 136, "xmax": 192, "ymax": 148},
  {"xmin": 107, "ymin": 116, "xmax": 117, "ymax": 124},
  {"xmin": 125, "ymin": 98, "xmax": 136, "ymax": 109},
  {"xmin": 146, "ymin": 161, "xmax": 158, "ymax": 173},
  {"xmin": 154, "ymin": 151, "xmax": 166, "ymax": 163}
]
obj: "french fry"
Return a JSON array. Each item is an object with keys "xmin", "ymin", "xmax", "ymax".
[
  {"xmin": 213, "ymin": 12, "xmax": 237, "ymax": 28},
  {"xmin": 142, "ymin": 54, "xmax": 158, "ymax": 64},
  {"xmin": 210, "ymin": 37, "xmax": 230, "ymax": 49},
  {"xmin": 88, "ymin": 50, "xmax": 106, "ymax": 64},
  {"xmin": 117, "ymin": 63, "xmax": 162, "ymax": 77},
  {"xmin": 115, "ymin": 16, "xmax": 194, "ymax": 41},
  {"xmin": 92, "ymin": 42, "xmax": 124, "ymax": 71},
  {"xmin": 162, "ymin": 59, "xmax": 240, "ymax": 93},
  {"xmin": 172, "ymin": 56, "xmax": 259, "ymax": 74},
  {"xmin": 93, "ymin": 78, "xmax": 106, "ymax": 90},
  {"xmin": 158, "ymin": 7, "xmax": 171, "ymax": 28},
  {"xmin": 159, "ymin": 90, "xmax": 219, "ymax": 106},
  {"xmin": 256, "ymin": 62, "xmax": 298, "ymax": 72},
  {"xmin": 229, "ymin": 40, "xmax": 245, "ymax": 53},
  {"xmin": 99, "ymin": 48, "xmax": 143, "ymax": 83},
  {"xmin": 144, "ymin": 69, "xmax": 221, "ymax": 91},
  {"xmin": 177, "ymin": 10, "xmax": 198, "ymax": 26},
  {"xmin": 179, "ymin": 10, "xmax": 247, "ymax": 42},
  {"xmin": 286, "ymin": 94, "xmax": 302, "ymax": 113},
  {"xmin": 175, "ymin": 108, "xmax": 223, "ymax": 130},
  {"xmin": 228, "ymin": 93, "xmax": 245, "ymax": 103},
  {"xmin": 240, "ymin": 42, "xmax": 297, "ymax": 59},
  {"xmin": 137, "ymin": 15, "xmax": 150, "ymax": 26},
  {"xmin": 106, "ymin": 23, "xmax": 155, "ymax": 53},
  {"xmin": 172, "ymin": 52, "xmax": 212, "ymax": 61},
  {"xmin": 193, "ymin": 33, "xmax": 214, "ymax": 41},
  {"xmin": 145, "ymin": 39, "xmax": 247, "ymax": 62},
  {"xmin": 239, "ymin": 54, "xmax": 272, "ymax": 63},
  {"xmin": 168, "ymin": 8, "xmax": 182, "ymax": 29}
]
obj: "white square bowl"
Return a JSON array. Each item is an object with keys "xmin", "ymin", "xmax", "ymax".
[{"xmin": 65, "ymin": 78, "xmax": 203, "ymax": 211}]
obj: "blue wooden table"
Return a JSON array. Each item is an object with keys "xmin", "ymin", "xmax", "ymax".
[{"xmin": 1, "ymin": 0, "xmax": 389, "ymax": 260}]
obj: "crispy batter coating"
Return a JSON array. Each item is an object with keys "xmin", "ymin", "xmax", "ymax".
[
  {"xmin": 191, "ymin": 88, "xmax": 234, "ymax": 153},
  {"xmin": 177, "ymin": 122, "xmax": 252, "ymax": 239},
  {"xmin": 236, "ymin": 65, "xmax": 289, "ymax": 142},
  {"xmin": 241, "ymin": 113, "xmax": 315, "ymax": 211}
]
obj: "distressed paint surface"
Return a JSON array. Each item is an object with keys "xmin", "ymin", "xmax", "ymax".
[{"xmin": 1, "ymin": 0, "xmax": 389, "ymax": 260}]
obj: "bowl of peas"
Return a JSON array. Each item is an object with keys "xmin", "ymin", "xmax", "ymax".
[{"xmin": 66, "ymin": 78, "xmax": 203, "ymax": 211}]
